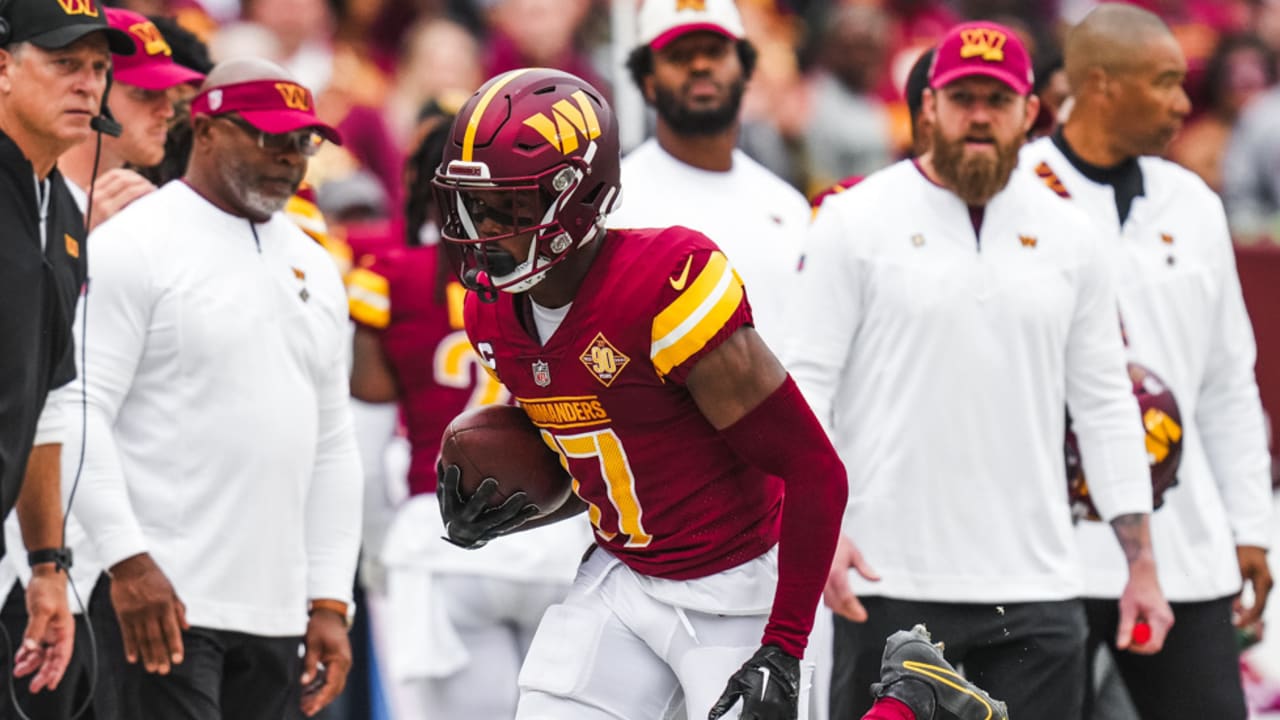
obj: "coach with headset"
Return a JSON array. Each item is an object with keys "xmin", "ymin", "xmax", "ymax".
[{"xmin": 0, "ymin": 0, "xmax": 133, "ymax": 698}]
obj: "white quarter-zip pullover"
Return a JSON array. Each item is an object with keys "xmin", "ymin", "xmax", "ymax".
[
  {"xmin": 1021, "ymin": 137, "xmax": 1272, "ymax": 601},
  {"xmin": 783, "ymin": 160, "xmax": 1151, "ymax": 603},
  {"xmin": 70, "ymin": 181, "xmax": 362, "ymax": 636}
]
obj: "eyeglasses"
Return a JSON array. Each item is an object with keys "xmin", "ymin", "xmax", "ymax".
[{"xmin": 216, "ymin": 114, "xmax": 325, "ymax": 157}]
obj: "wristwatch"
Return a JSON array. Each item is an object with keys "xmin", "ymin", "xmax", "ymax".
[{"xmin": 27, "ymin": 547, "xmax": 73, "ymax": 571}]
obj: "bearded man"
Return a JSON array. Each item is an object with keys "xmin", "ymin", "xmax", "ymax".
[
  {"xmin": 69, "ymin": 57, "xmax": 361, "ymax": 719},
  {"xmin": 780, "ymin": 21, "xmax": 1173, "ymax": 720},
  {"xmin": 608, "ymin": 0, "xmax": 809, "ymax": 350}
]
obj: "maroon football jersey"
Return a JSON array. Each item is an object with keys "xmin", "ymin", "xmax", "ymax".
[
  {"xmin": 348, "ymin": 244, "xmax": 508, "ymax": 495},
  {"xmin": 464, "ymin": 227, "xmax": 783, "ymax": 580}
]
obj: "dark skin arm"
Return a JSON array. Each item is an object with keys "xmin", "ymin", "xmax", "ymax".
[
  {"xmin": 299, "ymin": 608, "xmax": 352, "ymax": 717},
  {"xmin": 1236, "ymin": 545, "xmax": 1272, "ymax": 631},
  {"xmin": 109, "ymin": 552, "xmax": 189, "ymax": 674},
  {"xmin": 684, "ymin": 326, "xmax": 787, "ymax": 429},
  {"xmin": 350, "ymin": 326, "xmax": 399, "ymax": 403}
]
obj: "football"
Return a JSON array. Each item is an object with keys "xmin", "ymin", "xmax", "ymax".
[{"xmin": 439, "ymin": 404, "xmax": 574, "ymax": 517}]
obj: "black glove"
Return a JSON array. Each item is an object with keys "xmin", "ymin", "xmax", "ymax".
[
  {"xmin": 436, "ymin": 462, "xmax": 540, "ymax": 549},
  {"xmin": 708, "ymin": 644, "xmax": 801, "ymax": 720}
]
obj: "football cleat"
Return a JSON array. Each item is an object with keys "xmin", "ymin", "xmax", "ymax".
[{"xmin": 871, "ymin": 625, "xmax": 1008, "ymax": 720}]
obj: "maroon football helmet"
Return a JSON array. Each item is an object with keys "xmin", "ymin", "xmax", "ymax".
[
  {"xmin": 1066, "ymin": 362, "xmax": 1183, "ymax": 522},
  {"xmin": 432, "ymin": 68, "xmax": 622, "ymax": 298}
]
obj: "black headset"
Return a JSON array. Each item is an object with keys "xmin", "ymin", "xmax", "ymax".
[
  {"xmin": 90, "ymin": 70, "xmax": 122, "ymax": 138},
  {"xmin": 0, "ymin": 0, "xmax": 11, "ymax": 46}
]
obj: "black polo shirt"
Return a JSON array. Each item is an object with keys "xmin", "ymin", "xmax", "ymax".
[{"xmin": 0, "ymin": 130, "xmax": 87, "ymax": 546}]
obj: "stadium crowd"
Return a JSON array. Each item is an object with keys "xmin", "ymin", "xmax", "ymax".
[{"xmin": 4, "ymin": 0, "xmax": 1280, "ymax": 719}]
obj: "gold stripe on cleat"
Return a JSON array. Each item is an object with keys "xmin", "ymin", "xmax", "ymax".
[{"xmin": 902, "ymin": 660, "xmax": 995, "ymax": 720}]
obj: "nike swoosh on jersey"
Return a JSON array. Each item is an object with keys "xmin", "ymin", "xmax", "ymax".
[{"xmin": 669, "ymin": 255, "xmax": 693, "ymax": 291}]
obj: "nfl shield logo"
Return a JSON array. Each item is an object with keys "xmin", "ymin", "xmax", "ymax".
[
  {"xmin": 532, "ymin": 360, "xmax": 551, "ymax": 387},
  {"xmin": 208, "ymin": 89, "xmax": 223, "ymax": 111}
]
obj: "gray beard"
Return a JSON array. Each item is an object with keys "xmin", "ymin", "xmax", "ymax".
[{"xmin": 216, "ymin": 158, "xmax": 292, "ymax": 219}]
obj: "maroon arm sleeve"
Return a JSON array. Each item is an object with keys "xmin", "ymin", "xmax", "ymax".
[{"xmin": 719, "ymin": 375, "xmax": 847, "ymax": 657}]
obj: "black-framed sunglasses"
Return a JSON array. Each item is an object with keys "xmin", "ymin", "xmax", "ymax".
[{"xmin": 215, "ymin": 114, "xmax": 325, "ymax": 157}]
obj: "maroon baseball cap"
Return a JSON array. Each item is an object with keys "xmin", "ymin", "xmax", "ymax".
[
  {"xmin": 106, "ymin": 9, "xmax": 205, "ymax": 91},
  {"xmin": 190, "ymin": 79, "xmax": 343, "ymax": 145},
  {"xmin": 929, "ymin": 21, "xmax": 1033, "ymax": 95}
]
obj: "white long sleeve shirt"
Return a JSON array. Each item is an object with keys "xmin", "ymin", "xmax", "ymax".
[
  {"xmin": 607, "ymin": 139, "xmax": 809, "ymax": 350},
  {"xmin": 1022, "ymin": 138, "xmax": 1272, "ymax": 601},
  {"xmin": 71, "ymin": 181, "xmax": 362, "ymax": 636},
  {"xmin": 783, "ymin": 160, "xmax": 1152, "ymax": 603}
]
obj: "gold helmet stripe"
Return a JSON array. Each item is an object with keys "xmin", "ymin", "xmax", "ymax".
[{"xmin": 462, "ymin": 68, "xmax": 537, "ymax": 162}]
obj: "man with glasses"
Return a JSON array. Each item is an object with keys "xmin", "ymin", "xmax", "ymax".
[{"xmin": 69, "ymin": 57, "xmax": 361, "ymax": 720}]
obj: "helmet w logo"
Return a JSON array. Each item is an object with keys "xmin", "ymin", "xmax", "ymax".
[
  {"xmin": 522, "ymin": 90, "xmax": 602, "ymax": 156},
  {"xmin": 274, "ymin": 83, "xmax": 311, "ymax": 111},
  {"xmin": 959, "ymin": 28, "xmax": 1006, "ymax": 62},
  {"xmin": 56, "ymin": 0, "xmax": 99, "ymax": 17},
  {"xmin": 129, "ymin": 21, "xmax": 172, "ymax": 57}
]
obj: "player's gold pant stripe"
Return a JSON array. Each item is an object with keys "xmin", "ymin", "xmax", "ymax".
[
  {"xmin": 462, "ymin": 69, "xmax": 535, "ymax": 162},
  {"xmin": 902, "ymin": 661, "xmax": 996, "ymax": 720},
  {"xmin": 651, "ymin": 252, "xmax": 744, "ymax": 376},
  {"xmin": 347, "ymin": 267, "xmax": 390, "ymax": 328}
]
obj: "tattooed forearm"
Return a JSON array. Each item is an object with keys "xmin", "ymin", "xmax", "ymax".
[{"xmin": 1110, "ymin": 513, "xmax": 1153, "ymax": 565}]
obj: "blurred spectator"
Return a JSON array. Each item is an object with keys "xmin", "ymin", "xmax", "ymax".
[
  {"xmin": 383, "ymin": 18, "xmax": 483, "ymax": 150},
  {"xmin": 1031, "ymin": 54, "xmax": 1070, "ymax": 140},
  {"xmin": 803, "ymin": 4, "xmax": 894, "ymax": 195},
  {"xmin": 878, "ymin": 0, "xmax": 961, "ymax": 102},
  {"xmin": 1257, "ymin": 0, "xmax": 1280, "ymax": 55},
  {"xmin": 613, "ymin": 0, "xmax": 809, "ymax": 351},
  {"xmin": 735, "ymin": 0, "xmax": 810, "ymax": 187},
  {"xmin": 483, "ymin": 0, "xmax": 605, "ymax": 91},
  {"xmin": 241, "ymin": 0, "xmax": 337, "ymax": 92},
  {"xmin": 1223, "ymin": 75, "xmax": 1280, "ymax": 241},
  {"xmin": 1169, "ymin": 34, "xmax": 1276, "ymax": 192}
]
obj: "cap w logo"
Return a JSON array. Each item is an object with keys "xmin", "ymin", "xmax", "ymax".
[
  {"xmin": 129, "ymin": 21, "xmax": 172, "ymax": 57},
  {"xmin": 522, "ymin": 90, "xmax": 602, "ymax": 156},
  {"xmin": 960, "ymin": 28, "xmax": 1006, "ymax": 62},
  {"xmin": 56, "ymin": 0, "xmax": 99, "ymax": 17},
  {"xmin": 274, "ymin": 83, "xmax": 311, "ymax": 111},
  {"xmin": 675, "ymin": 0, "xmax": 707, "ymax": 10}
]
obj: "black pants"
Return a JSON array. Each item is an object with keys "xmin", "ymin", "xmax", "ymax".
[
  {"xmin": 0, "ymin": 573, "xmax": 121, "ymax": 720},
  {"xmin": 120, "ymin": 626, "xmax": 303, "ymax": 720},
  {"xmin": 1083, "ymin": 595, "xmax": 1246, "ymax": 720},
  {"xmin": 831, "ymin": 596, "xmax": 1088, "ymax": 720}
]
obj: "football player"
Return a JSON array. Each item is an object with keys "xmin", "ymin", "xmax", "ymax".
[
  {"xmin": 1022, "ymin": 5, "xmax": 1272, "ymax": 718},
  {"xmin": 785, "ymin": 21, "xmax": 1173, "ymax": 720},
  {"xmin": 432, "ymin": 67, "xmax": 846, "ymax": 720},
  {"xmin": 345, "ymin": 98, "xmax": 587, "ymax": 720}
]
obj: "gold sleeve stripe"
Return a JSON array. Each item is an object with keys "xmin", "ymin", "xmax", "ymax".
[
  {"xmin": 651, "ymin": 252, "xmax": 744, "ymax": 376},
  {"xmin": 347, "ymin": 267, "xmax": 391, "ymax": 328},
  {"xmin": 462, "ymin": 68, "xmax": 536, "ymax": 162}
]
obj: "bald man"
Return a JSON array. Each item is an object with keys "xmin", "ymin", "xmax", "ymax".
[
  {"xmin": 1021, "ymin": 6, "xmax": 1271, "ymax": 718},
  {"xmin": 69, "ymin": 58, "xmax": 362, "ymax": 719}
]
